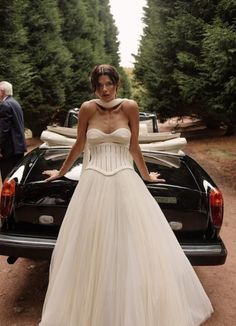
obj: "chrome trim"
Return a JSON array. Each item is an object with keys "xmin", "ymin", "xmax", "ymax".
[
  {"xmin": 181, "ymin": 244, "xmax": 223, "ymax": 255},
  {"xmin": 0, "ymin": 234, "xmax": 56, "ymax": 248},
  {"xmin": 0, "ymin": 234, "xmax": 224, "ymax": 257}
]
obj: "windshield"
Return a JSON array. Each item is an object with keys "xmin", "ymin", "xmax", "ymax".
[{"xmin": 66, "ymin": 110, "xmax": 158, "ymax": 132}]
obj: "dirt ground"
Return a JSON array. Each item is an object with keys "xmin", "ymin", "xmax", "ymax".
[
  {"xmin": 184, "ymin": 135, "xmax": 236, "ymax": 326},
  {"xmin": 0, "ymin": 131, "xmax": 236, "ymax": 325}
]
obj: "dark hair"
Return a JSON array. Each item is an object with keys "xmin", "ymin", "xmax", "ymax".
[{"xmin": 90, "ymin": 64, "xmax": 120, "ymax": 92}]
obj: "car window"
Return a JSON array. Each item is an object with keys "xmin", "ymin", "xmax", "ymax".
[
  {"xmin": 66, "ymin": 110, "xmax": 158, "ymax": 132},
  {"xmin": 67, "ymin": 113, "xmax": 78, "ymax": 129}
]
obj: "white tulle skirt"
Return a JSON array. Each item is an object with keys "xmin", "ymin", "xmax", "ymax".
[{"xmin": 39, "ymin": 169, "xmax": 213, "ymax": 326}]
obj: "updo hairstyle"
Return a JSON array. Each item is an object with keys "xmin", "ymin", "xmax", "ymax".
[{"xmin": 90, "ymin": 64, "xmax": 120, "ymax": 92}]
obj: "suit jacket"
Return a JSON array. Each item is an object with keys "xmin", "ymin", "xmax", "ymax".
[{"xmin": 0, "ymin": 96, "xmax": 27, "ymax": 158}]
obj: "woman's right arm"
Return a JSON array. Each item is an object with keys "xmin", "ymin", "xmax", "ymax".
[{"xmin": 43, "ymin": 102, "xmax": 91, "ymax": 181}]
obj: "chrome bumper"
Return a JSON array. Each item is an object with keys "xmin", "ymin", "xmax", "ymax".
[
  {"xmin": 0, "ymin": 233, "xmax": 227, "ymax": 265},
  {"xmin": 0, "ymin": 233, "xmax": 56, "ymax": 260},
  {"xmin": 181, "ymin": 242, "xmax": 227, "ymax": 265}
]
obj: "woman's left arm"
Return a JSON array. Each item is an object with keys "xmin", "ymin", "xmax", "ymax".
[{"xmin": 125, "ymin": 100, "xmax": 165, "ymax": 183}]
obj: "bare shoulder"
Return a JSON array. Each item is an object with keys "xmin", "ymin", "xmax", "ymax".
[
  {"xmin": 79, "ymin": 100, "xmax": 96, "ymax": 118},
  {"xmin": 122, "ymin": 99, "xmax": 138, "ymax": 108},
  {"xmin": 122, "ymin": 99, "xmax": 139, "ymax": 116},
  {"xmin": 80, "ymin": 99, "xmax": 97, "ymax": 110}
]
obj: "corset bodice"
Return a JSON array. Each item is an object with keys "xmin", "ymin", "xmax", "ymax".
[{"xmin": 86, "ymin": 128, "xmax": 134, "ymax": 175}]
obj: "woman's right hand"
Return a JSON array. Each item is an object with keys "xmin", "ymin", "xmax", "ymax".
[{"xmin": 42, "ymin": 169, "xmax": 63, "ymax": 182}]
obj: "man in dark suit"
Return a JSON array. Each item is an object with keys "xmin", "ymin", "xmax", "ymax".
[{"xmin": 0, "ymin": 81, "xmax": 27, "ymax": 181}]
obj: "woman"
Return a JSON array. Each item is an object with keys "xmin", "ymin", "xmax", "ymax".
[{"xmin": 39, "ymin": 64, "xmax": 213, "ymax": 325}]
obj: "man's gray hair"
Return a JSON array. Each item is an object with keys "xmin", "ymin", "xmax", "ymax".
[{"xmin": 0, "ymin": 81, "xmax": 13, "ymax": 96}]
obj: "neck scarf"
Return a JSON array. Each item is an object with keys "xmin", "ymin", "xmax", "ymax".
[{"xmin": 93, "ymin": 98, "xmax": 126, "ymax": 109}]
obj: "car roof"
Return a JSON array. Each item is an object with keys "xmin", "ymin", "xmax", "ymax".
[{"xmin": 39, "ymin": 144, "xmax": 185, "ymax": 157}]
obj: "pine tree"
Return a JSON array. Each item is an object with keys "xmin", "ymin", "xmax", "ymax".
[
  {"xmin": 134, "ymin": 0, "xmax": 180, "ymax": 118},
  {"xmin": 134, "ymin": 0, "xmax": 236, "ymax": 131},
  {"xmin": 83, "ymin": 0, "xmax": 105, "ymax": 63},
  {"xmin": 98, "ymin": 0, "xmax": 120, "ymax": 66},
  {"xmin": 98, "ymin": 0, "xmax": 131, "ymax": 97},
  {"xmin": 58, "ymin": 0, "xmax": 130, "ymax": 105},
  {"xmin": 0, "ymin": 0, "xmax": 131, "ymax": 132},
  {"xmin": 22, "ymin": 0, "xmax": 72, "ymax": 136},
  {"xmin": 0, "ymin": 0, "xmax": 32, "ymax": 100},
  {"xmin": 58, "ymin": 0, "xmax": 97, "ymax": 109},
  {"xmin": 201, "ymin": 15, "xmax": 236, "ymax": 131}
]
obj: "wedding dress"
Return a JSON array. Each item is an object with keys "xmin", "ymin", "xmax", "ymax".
[{"xmin": 39, "ymin": 127, "xmax": 213, "ymax": 326}]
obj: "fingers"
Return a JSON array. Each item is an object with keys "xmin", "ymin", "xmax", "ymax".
[
  {"xmin": 155, "ymin": 178, "xmax": 166, "ymax": 183},
  {"xmin": 42, "ymin": 169, "xmax": 61, "ymax": 183},
  {"xmin": 151, "ymin": 177, "xmax": 166, "ymax": 183},
  {"xmin": 43, "ymin": 175, "xmax": 58, "ymax": 183},
  {"xmin": 149, "ymin": 172, "xmax": 166, "ymax": 183},
  {"xmin": 150, "ymin": 172, "xmax": 161, "ymax": 177},
  {"xmin": 42, "ymin": 169, "xmax": 59, "ymax": 176},
  {"xmin": 42, "ymin": 170, "xmax": 51, "ymax": 176}
]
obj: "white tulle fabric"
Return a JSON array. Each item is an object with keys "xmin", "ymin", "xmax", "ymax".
[{"xmin": 39, "ymin": 128, "xmax": 213, "ymax": 326}]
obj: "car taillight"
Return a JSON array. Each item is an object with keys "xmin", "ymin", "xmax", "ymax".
[
  {"xmin": 210, "ymin": 188, "xmax": 224, "ymax": 228},
  {"xmin": 0, "ymin": 179, "xmax": 16, "ymax": 218}
]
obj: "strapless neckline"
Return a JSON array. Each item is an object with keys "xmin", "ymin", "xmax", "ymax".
[{"xmin": 87, "ymin": 127, "xmax": 130, "ymax": 135}]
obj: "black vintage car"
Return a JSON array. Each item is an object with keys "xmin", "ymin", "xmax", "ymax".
[{"xmin": 0, "ymin": 144, "xmax": 227, "ymax": 266}]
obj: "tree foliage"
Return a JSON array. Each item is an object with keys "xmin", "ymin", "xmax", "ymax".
[
  {"xmin": 98, "ymin": 0, "xmax": 120, "ymax": 66},
  {"xmin": 0, "ymin": 0, "xmax": 130, "ymax": 135},
  {"xmin": 201, "ymin": 18, "xmax": 236, "ymax": 128},
  {"xmin": 58, "ymin": 0, "xmax": 97, "ymax": 109},
  {"xmin": 21, "ymin": 0, "xmax": 72, "ymax": 135},
  {"xmin": 134, "ymin": 0, "xmax": 236, "ymax": 130},
  {"xmin": 0, "ymin": 0, "xmax": 32, "ymax": 98}
]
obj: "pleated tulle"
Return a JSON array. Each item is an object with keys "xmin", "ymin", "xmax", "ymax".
[{"xmin": 39, "ymin": 168, "xmax": 213, "ymax": 326}]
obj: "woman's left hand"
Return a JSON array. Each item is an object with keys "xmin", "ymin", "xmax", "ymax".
[{"xmin": 145, "ymin": 172, "xmax": 166, "ymax": 183}]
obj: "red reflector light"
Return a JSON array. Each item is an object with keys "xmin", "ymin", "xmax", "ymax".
[
  {"xmin": 210, "ymin": 188, "xmax": 224, "ymax": 228},
  {"xmin": 0, "ymin": 179, "xmax": 16, "ymax": 218}
]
